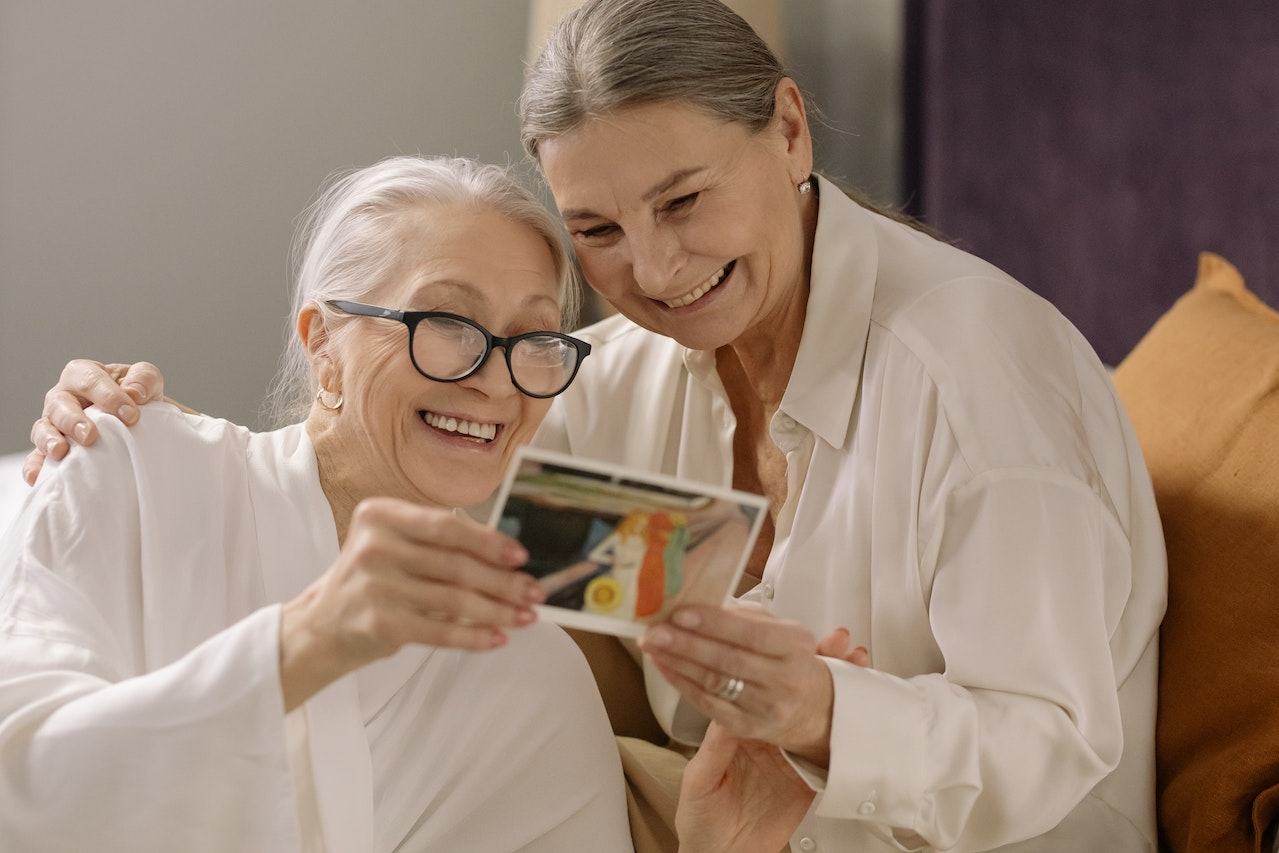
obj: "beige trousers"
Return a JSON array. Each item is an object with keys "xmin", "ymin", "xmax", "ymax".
[{"xmin": 566, "ymin": 629, "xmax": 683, "ymax": 853}]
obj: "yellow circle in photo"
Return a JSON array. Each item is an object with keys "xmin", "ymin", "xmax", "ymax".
[{"xmin": 584, "ymin": 575, "xmax": 624, "ymax": 613}]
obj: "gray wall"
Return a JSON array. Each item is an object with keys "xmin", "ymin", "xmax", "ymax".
[{"xmin": 0, "ymin": 0, "xmax": 902, "ymax": 454}]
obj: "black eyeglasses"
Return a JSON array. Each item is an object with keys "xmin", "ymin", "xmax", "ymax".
[{"xmin": 326, "ymin": 300, "xmax": 591, "ymax": 399}]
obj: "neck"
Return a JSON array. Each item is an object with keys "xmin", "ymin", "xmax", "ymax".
[{"xmin": 307, "ymin": 412, "xmax": 360, "ymax": 543}]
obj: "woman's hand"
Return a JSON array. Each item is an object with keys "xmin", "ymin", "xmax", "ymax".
[
  {"xmin": 675, "ymin": 722, "xmax": 815, "ymax": 853},
  {"xmin": 279, "ymin": 496, "xmax": 546, "ymax": 712},
  {"xmin": 24, "ymin": 360, "xmax": 168, "ymax": 485},
  {"xmin": 639, "ymin": 608, "xmax": 856, "ymax": 767},
  {"xmin": 673, "ymin": 630, "xmax": 869, "ymax": 853}
]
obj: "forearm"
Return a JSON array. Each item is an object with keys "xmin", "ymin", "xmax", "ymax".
[
  {"xmin": 816, "ymin": 662, "xmax": 1115, "ymax": 850},
  {"xmin": 278, "ymin": 585, "xmax": 356, "ymax": 713},
  {"xmin": 0, "ymin": 608, "xmax": 298, "ymax": 849}
]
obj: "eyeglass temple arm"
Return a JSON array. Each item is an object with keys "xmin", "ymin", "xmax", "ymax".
[{"xmin": 326, "ymin": 300, "xmax": 405, "ymax": 321}]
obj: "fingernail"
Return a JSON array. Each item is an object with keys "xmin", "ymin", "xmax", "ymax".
[
  {"xmin": 45, "ymin": 439, "xmax": 59, "ymax": 457},
  {"xmin": 645, "ymin": 626, "xmax": 672, "ymax": 648},
  {"xmin": 73, "ymin": 423, "xmax": 90, "ymax": 443},
  {"xmin": 515, "ymin": 607, "xmax": 538, "ymax": 626},
  {"xmin": 118, "ymin": 403, "xmax": 139, "ymax": 424},
  {"xmin": 523, "ymin": 582, "xmax": 545, "ymax": 604},
  {"xmin": 673, "ymin": 609, "xmax": 699, "ymax": 629},
  {"xmin": 123, "ymin": 382, "xmax": 147, "ymax": 400},
  {"xmin": 505, "ymin": 542, "xmax": 529, "ymax": 564}
]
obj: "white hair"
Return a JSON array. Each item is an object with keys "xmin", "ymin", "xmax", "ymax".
[{"xmin": 264, "ymin": 155, "xmax": 578, "ymax": 426}]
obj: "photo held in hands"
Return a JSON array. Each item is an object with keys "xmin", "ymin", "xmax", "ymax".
[{"xmin": 489, "ymin": 446, "xmax": 767, "ymax": 638}]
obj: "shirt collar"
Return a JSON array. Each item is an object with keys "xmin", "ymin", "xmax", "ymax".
[{"xmin": 782, "ymin": 174, "xmax": 879, "ymax": 449}]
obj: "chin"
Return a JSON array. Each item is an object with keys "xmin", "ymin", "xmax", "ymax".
[
  {"xmin": 431, "ymin": 470, "xmax": 504, "ymax": 510},
  {"xmin": 651, "ymin": 318, "xmax": 741, "ymax": 352},
  {"xmin": 618, "ymin": 304, "xmax": 741, "ymax": 351}
]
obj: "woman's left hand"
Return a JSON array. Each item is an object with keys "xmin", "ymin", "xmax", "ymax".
[
  {"xmin": 674, "ymin": 722, "xmax": 814, "ymax": 853},
  {"xmin": 639, "ymin": 605, "xmax": 835, "ymax": 766}
]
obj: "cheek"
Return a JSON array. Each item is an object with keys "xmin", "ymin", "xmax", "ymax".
[
  {"xmin": 524, "ymin": 397, "xmax": 555, "ymax": 430},
  {"xmin": 341, "ymin": 336, "xmax": 410, "ymax": 407},
  {"xmin": 698, "ymin": 201, "xmax": 758, "ymax": 252},
  {"xmin": 508, "ymin": 397, "xmax": 554, "ymax": 444}
]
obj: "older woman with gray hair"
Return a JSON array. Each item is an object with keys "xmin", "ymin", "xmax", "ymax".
[
  {"xmin": 27, "ymin": 1, "xmax": 1169, "ymax": 851},
  {"xmin": 520, "ymin": 1, "xmax": 1166, "ymax": 851},
  {"xmin": 0, "ymin": 155, "xmax": 631, "ymax": 852}
]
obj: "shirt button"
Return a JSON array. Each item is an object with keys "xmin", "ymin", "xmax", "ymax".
[
  {"xmin": 798, "ymin": 838, "xmax": 817, "ymax": 852},
  {"xmin": 761, "ymin": 582, "xmax": 775, "ymax": 600},
  {"xmin": 858, "ymin": 801, "xmax": 876, "ymax": 816},
  {"xmin": 777, "ymin": 413, "xmax": 797, "ymax": 431}
]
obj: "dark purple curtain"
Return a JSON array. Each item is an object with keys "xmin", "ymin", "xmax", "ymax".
[{"xmin": 904, "ymin": 0, "xmax": 1279, "ymax": 365}]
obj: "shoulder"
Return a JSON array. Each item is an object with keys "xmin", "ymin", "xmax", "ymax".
[
  {"xmin": 536, "ymin": 314, "xmax": 694, "ymax": 462},
  {"xmin": 569, "ymin": 313, "xmax": 689, "ymax": 395},
  {"xmin": 32, "ymin": 404, "xmax": 255, "ymax": 505},
  {"xmin": 102, "ymin": 403, "xmax": 253, "ymax": 460},
  {"xmin": 856, "ymin": 215, "xmax": 1127, "ymax": 477},
  {"xmin": 860, "ymin": 210, "xmax": 1091, "ymax": 384},
  {"xmin": 574, "ymin": 313, "xmax": 681, "ymax": 357}
]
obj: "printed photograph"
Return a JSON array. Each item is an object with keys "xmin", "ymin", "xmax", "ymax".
[{"xmin": 490, "ymin": 447, "xmax": 768, "ymax": 637}]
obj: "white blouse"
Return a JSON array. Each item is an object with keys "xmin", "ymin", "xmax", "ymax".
[
  {"xmin": 534, "ymin": 175, "xmax": 1167, "ymax": 851},
  {"xmin": 0, "ymin": 406, "xmax": 631, "ymax": 852}
]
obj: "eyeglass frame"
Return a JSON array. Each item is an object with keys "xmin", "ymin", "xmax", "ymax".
[{"xmin": 325, "ymin": 299, "xmax": 592, "ymax": 399}]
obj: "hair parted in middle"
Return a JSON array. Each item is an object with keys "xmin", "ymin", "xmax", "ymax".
[{"xmin": 519, "ymin": 0, "xmax": 789, "ymax": 160}]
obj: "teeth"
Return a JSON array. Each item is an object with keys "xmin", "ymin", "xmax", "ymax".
[
  {"xmin": 664, "ymin": 265, "xmax": 727, "ymax": 308},
  {"xmin": 423, "ymin": 412, "xmax": 497, "ymax": 441}
]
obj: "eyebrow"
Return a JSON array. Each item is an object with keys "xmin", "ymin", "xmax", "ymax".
[
  {"xmin": 559, "ymin": 167, "xmax": 707, "ymax": 222},
  {"xmin": 405, "ymin": 278, "xmax": 479, "ymax": 303}
]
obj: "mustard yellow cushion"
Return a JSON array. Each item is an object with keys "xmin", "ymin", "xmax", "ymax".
[{"xmin": 1112, "ymin": 252, "xmax": 1279, "ymax": 853}]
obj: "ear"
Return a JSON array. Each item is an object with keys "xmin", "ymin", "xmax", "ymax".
[
  {"xmin": 772, "ymin": 77, "xmax": 814, "ymax": 182},
  {"xmin": 298, "ymin": 303, "xmax": 343, "ymax": 392},
  {"xmin": 298, "ymin": 303, "xmax": 329, "ymax": 358}
]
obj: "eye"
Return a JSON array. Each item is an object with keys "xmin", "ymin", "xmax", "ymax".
[
  {"xmin": 576, "ymin": 222, "xmax": 619, "ymax": 242},
  {"xmin": 664, "ymin": 192, "xmax": 699, "ymax": 211}
]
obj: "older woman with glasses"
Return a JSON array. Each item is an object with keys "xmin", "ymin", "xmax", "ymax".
[
  {"xmin": 21, "ymin": 2, "xmax": 1169, "ymax": 850},
  {"xmin": 0, "ymin": 155, "xmax": 632, "ymax": 853}
]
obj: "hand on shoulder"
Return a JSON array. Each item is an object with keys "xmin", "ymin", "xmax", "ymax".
[{"xmin": 24, "ymin": 360, "xmax": 169, "ymax": 485}]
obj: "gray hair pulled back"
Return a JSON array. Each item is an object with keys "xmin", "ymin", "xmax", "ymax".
[
  {"xmin": 265, "ymin": 155, "xmax": 577, "ymax": 426},
  {"xmin": 520, "ymin": 0, "xmax": 786, "ymax": 158}
]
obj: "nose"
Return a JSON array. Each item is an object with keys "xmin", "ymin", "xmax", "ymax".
[
  {"xmin": 458, "ymin": 345, "xmax": 519, "ymax": 397},
  {"xmin": 628, "ymin": 226, "xmax": 685, "ymax": 298}
]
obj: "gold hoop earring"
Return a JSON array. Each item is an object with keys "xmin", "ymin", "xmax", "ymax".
[
  {"xmin": 797, "ymin": 177, "xmax": 813, "ymax": 194},
  {"xmin": 316, "ymin": 386, "xmax": 344, "ymax": 411}
]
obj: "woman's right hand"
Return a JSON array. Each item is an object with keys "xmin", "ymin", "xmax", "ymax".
[
  {"xmin": 24, "ymin": 360, "xmax": 167, "ymax": 485},
  {"xmin": 277, "ymin": 496, "xmax": 546, "ymax": 712}
]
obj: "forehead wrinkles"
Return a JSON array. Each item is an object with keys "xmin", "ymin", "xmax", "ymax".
[
  {"xmin": 543, "ymin": 112, "xmax": 674, "ymax": 211},
  {"xmin": 388, "ymin": 206, "xmax": 556, "ymax": 282},
  {"xmin": 390, "ymin": 251, "xmax": 562, "ymax": 332}
]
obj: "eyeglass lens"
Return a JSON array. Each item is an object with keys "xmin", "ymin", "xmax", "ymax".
[{"xmin": 413, "ymin": 315, "xmax": 580, "ymax": 396}]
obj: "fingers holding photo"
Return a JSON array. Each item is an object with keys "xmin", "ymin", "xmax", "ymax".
[
  {"xmin": 278, "ymin": 497, "xmax": 547, "ymax": 711},
  {"xmin": 639, "ymin": 605, "xmax": 835, "ymax": 762}
]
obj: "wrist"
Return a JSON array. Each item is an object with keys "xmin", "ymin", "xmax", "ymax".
[
  {"xmin": 278, "ymin": 589, "xmax": 349, "ymax": 712},
  {"xmin": 780, "ymin": 663, "xmax": 835, "ymax": 767}
]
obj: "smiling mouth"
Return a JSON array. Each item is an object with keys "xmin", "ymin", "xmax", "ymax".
[
  {"xmin": 663, "ymin": 260, "xmax": 734, "ymax": 308},
  {"xmin": 421, "ymin": 411, "xmax": 498, "ymax": 443}
]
